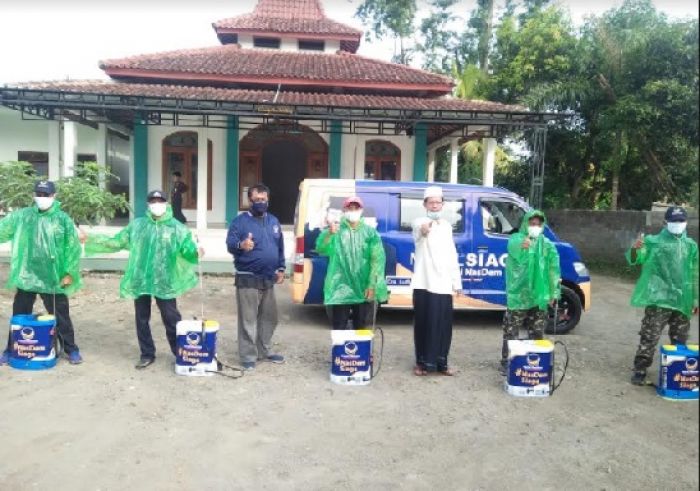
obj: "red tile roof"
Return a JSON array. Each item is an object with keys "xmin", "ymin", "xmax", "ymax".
[
  {"xmin": 100, "ymin": 46, "xmax": 453, "ymax": 95},
  {"xmin": 214, "ymin": 0, "xmax": 361, "ymax": 52},
  {"xmin": 8, "ymin": 80, "xmax": 527, "ymax": 113}
]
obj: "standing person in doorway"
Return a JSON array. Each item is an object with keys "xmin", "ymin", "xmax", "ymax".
[
  {"xmin": 226, "ymin": 183, "xmax": 286, "ymax": 371},
  {"xmin": 411, "ymin": 186, "xmax": 462, "ymax": 376},
  {"xmin": 627, "ymin": 206, "xmax": 698, "ymax": 386},
  {"xmin": 81, "ymin": 190, "xmax": 204, "ymax": 369},
  {"xmin": 0, "ymin": 180, "xmax": 84, "ymax": 365},
  {"xmin": 499, "ymin": 210, "xmax": 560, "ymax": 375},
  {"xmin": 171, "ymin": 171, "xmax": 188, "ymax": 224},
  {"xmin": 315, "ymin": 196, "xmax": 388, "ymax": 330}
]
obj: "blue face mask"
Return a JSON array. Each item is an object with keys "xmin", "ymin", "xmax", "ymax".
[{"xmin": 251, "ymin": 201, "xmax": 268, "ymax": 215}]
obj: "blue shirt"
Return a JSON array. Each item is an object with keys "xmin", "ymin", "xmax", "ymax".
[{"xmin": 226, "ymin": 212, "xmax": 285, "ymax": 280}]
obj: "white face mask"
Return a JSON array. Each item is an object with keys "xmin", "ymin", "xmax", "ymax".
[
  {"xmin": 149, "ymin": 202, "xmax": 167, "ymax": 217},
  {"xmin": 667, "ymin": 222, "xmax": 687, "ymax": 235},
  {"xmin": 34, "ymin": 196, "xmax": 54, "ymax": 211},
  {"xmin": 528, "ymin": 225, "xmax": 543, "ymax": 238},
  {"xmin": 344, "ymin": 210, "xmax": 362, "ymax": 223}
]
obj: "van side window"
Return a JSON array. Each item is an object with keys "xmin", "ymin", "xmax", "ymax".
[
  {"xmin": 399, "ymin": 197, "xmax": 464, "ymax": 233},
  {"xmin": 480, "ymin": 200, "xmax": 525, "ymax": 235}
]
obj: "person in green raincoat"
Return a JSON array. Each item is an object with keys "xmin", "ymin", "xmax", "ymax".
[
  {"xmin": 499, "ymin": 209, "xmax": 560, "ymax": 373},
  {"xmin": 315, "ymin": 196, "xmax": 388, "ymax": 330},
  {"xmin": 627, "ymin": 206, "xmax": 699, "ymax": 386},
  {"xmin": 81, "ymin": 190, "xmax": 203, "ymax": 369},
  {"xmin": 0, "ymin": 180, "xmax": 83, "ymax": 365}
]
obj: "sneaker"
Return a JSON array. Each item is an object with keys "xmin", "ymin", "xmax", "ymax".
[
  {"xmin": 631, "ymin": 370, "xmax": 647, "ymax": 386},
  {"xmin": 135, "ymin": 356, "xmax": 155, "ymax": 370},
  {"xmin": 0, "ymin": 350, "xmax": 9, "ymax": 366},
  {"xmin": 265, "ymin": 354, "xmax": 285, "ymax": 364},
  {"xmin": 241, "ymin": 361, "xmax": 256, "ymax": 371},
  {"xmin": 67, "ymin": 350, "xmax": 83, "ymax": 365}
]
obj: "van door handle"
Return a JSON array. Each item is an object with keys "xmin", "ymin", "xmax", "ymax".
[{"xmin": 477, "ymin": 246, "xmax": 488, "ymax": 251}]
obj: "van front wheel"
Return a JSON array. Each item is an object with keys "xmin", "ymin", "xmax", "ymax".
[{"xmin": 545, "ymin": 285, "xmax": 582, "ymax": 335}]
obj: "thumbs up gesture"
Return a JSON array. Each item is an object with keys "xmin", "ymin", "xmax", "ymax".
[
  {"xmin": 522, "ymin": 237, "xmax": 531, "ymax": 249},
  {"xmin": 241, "ymin": 232, "xmax": 255, "ymax": 252},
  {"xmin": 633, "ymin": 233, "xmax": 645, "ymax": 250}
]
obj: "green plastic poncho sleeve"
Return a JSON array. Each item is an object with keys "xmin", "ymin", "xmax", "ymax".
[
  {"xmin": 315, "ymin": 218, "xmax": 389, "ymax": 305},
  {"xmin": 505, "ymin": 210, "xmax": 561, "ymax": 311},
  {"xmin": 626, "ymin": 229, "xmax": 699, "ymax": 317},
  {"xmin": 0, "ymin": 203, "xmax": 83, "ymax": 295},
  {"xmin": 84, "ymin": 206, "xmax": 199, "ymax": 299}
]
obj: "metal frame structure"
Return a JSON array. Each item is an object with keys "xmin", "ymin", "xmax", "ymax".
[{"xmin": 1, "ymin": 87, "xmax": 558, "ymax": 137}]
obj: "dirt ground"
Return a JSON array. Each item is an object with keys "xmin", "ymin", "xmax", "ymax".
[{"xmin": 0, "ymin": 266, "xmax": 697, "ymax": 491}]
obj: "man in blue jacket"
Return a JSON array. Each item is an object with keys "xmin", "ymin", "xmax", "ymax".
[{"xmin": 226, "ymin": 183, "xmax": 285, "ymax": 370}]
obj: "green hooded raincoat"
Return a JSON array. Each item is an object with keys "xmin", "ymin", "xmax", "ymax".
[
  {"xmin": 84, "ymin": 205, "xmax": 199, "ymax": 299},
  {"xmin": 626, "ymin": 228, "xmax": 699, "ymax": 317},
  {"xmin": 505, "ymin": 209, "xmax": 561, "ymax": 310},
  {"xmin": 0, "ymin": 201, "xmax": 83, "ymax": 295},
  {"xmin": 315, "ymin": 217, "xmax": 389, "ymax": 305}
]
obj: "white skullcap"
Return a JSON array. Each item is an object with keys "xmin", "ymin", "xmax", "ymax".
[{"xmin": 423, "ymin": 186, "xmax": 443, "ymax": 200}]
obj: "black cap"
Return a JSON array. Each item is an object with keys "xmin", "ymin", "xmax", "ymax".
[
  {"xmin": 147, "ymin": 190, "xmax": 167, "ymax": 202},
  {"xmin": 34, "ymin": 180, "xmax": 56, "ymax": 194},
  {"xmin": 664, "ymin": 206, "xmax": 687, "ymax": 222}
]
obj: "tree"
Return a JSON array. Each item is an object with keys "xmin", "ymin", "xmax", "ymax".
[
  {"xmin": 0, "ymin": 160, "xmax": 130, "ymax": 224},
  {"xmin": 356, "ymin": 0, "xmax": 417, "ymax": 65}
]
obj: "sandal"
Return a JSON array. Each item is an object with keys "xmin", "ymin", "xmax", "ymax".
[{"xmin": 413, "ymin": 365, "xmax": 428, "ymax": 376}]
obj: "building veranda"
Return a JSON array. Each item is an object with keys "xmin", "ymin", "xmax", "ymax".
[{"xmin": 0, "ymin": 0, "xmax": 554, "ymax": 229}]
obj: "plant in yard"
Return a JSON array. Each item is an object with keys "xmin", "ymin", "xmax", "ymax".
[
  {"xmin": 0, "ymin": 160, "xmax": 130, "ymax": 224},
  {"xmin": 56, "ymin": 161, "xmax": 130, "ymax": 225},
  {"xmin": 0, "ymin": 161, "xmax": 37, "ymax": 212}
]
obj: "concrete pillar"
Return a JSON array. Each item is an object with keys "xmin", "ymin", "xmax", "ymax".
[
  {"xmin": 427, "ymin": 147, "xmax": 436, "ymax": 182},
  {"xmin": 133, "ymin": 119, "xmax": 148, "ymax": 218},
  {"xmin": 61, "ymin": 121, "xmax": 77, "ymax": 177},
  {"xmin": 449, "ymin": 138, "xmax": 459, "ymax": 184},
  {"xmin": 225, "ymin": 116, "xmax": 239, "ymax": 224},
  {"xmin": 95, "ymin": 123, "xmax": 108, "ymax": 190},
  {"xmin": 482, "ymin": 137, "xmax": 497, "ymax": 187},
  {"xmin": 196, "ymin": 128, "xmax": 208, "ymax": 230},
  {"xmin": 412, "ymin": 123, "xmax": 427, "ymax": 181},
  {"xmin": 47, "ymin": 122, "xmax": 60, "ymax": 180},
  {"xmin": 329, "ymin": 120, "xmax": 342, "ymax": 178}
]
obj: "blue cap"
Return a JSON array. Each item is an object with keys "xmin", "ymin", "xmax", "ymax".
[
  {"xmin": 34, "ymin": 180, "xmax": 56, "ymax": 194},
  {"xmin": 665, "ymin": 206, "xmax": 687, "ymax": 222}
]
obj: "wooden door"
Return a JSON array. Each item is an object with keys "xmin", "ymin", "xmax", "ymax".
[
  {"xmin": 307, "ymin": 152, "xmax": 328, "ymax": 178},
  {"xmin": 240, "ymin": 150, "xmax": 261, "ymax": 209}
]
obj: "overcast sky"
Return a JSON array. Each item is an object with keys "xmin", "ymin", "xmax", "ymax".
[{"xmin": 0, "ymin": 0, "xmax": 696, "ymax": 83}]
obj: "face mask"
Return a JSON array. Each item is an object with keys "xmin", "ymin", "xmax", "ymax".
[
  {"xmin": 148, "ymin": 202, "xmax": 167, "ymax": 217},
  {"xmin": 34, "ymin": 197, "xmax": 54, "ymax": 211},
  {"xmin": 251, "ymin": 201, "xmax": 268, "ymax": 216},
  {"xmin": 427, "ymin": 211, "xmax": 441, "ymax": 220},
  {"xmin": 344, "ymin": 210, "xmax": 362, "ymax": 223},
  {"xmin": 667, "ymin": 222, "xmax": 687, "ymax": 235},
  {"xmin": 528, "ymin": 225, "xmax": 543, "ymax": 238}
]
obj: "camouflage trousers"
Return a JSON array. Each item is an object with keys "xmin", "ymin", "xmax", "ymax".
[
  {"xmin": 633, "ymin": 306, "xmax": 690, "ymax": 371},
  {"xmin": 501, "ymin": 307, "xmax": 546, "ymax": 365}
]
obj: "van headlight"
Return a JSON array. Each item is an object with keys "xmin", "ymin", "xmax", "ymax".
[{"xmin": 574, "ymin": 262, "xmax": 589, "ymax": 277}]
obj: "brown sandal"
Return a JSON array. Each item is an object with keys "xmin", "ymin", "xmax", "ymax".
[{"xmin": 436, "ymin": 368, "xmax": 456, "ymax": 376}]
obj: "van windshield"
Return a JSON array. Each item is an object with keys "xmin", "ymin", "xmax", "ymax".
[{"xmin": 399, "ymin": 196, "xmax": 464, "ymax": 233}]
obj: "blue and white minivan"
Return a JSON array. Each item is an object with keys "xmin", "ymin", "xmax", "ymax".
[{"xmin": 292, "ymin": 179, "xmax": 591, "ymax": 333}]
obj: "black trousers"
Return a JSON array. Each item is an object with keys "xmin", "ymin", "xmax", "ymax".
[
  {"xmin": 413, "ymin": 289, "xmax": 453, "ymax": 372},
  {"xmin": 7, "ymin": 289, "xmax": 78, "ymax": 354},
  {"xmin": 330, "ymin": 303, "xmax": 373, "ymax": 330},
  {"xmin": 134, "ymin": 295, "xmax": 181, "ymax": 358}
]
